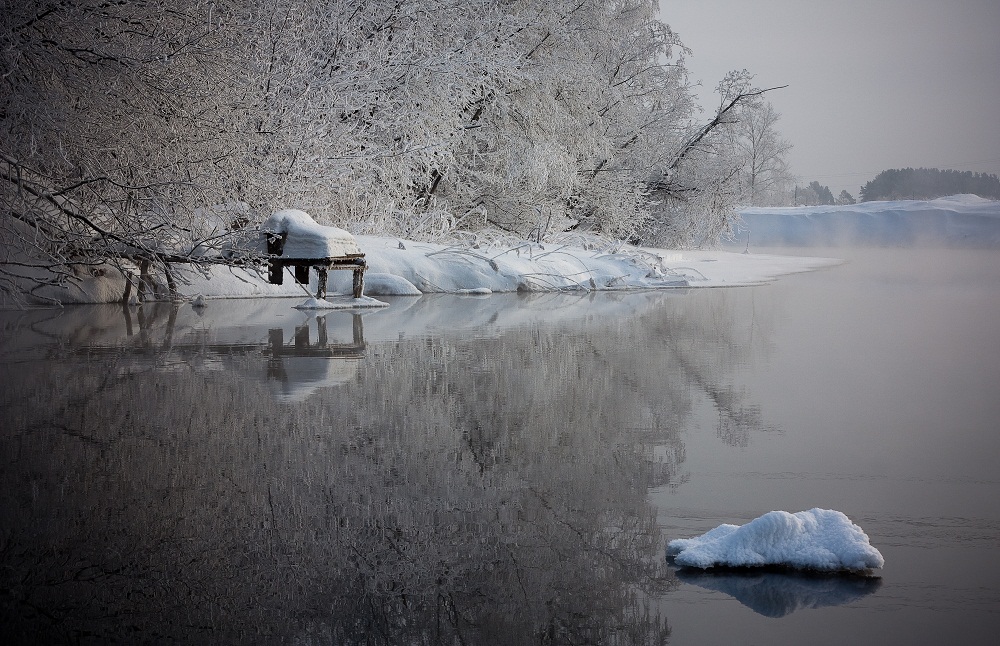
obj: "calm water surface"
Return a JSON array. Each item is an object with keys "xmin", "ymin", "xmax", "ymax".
[
  {"xmin": 653, "ymin": 247, "xmax": 1000, "ymax": 645},
  {"xmin": 1, "ymin": 248, "xmax": 998, "ymax": 644}
]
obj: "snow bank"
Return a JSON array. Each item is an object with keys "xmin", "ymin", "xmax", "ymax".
[
  {"xmin": 734, "ymin": 195, "xmax": 1000, "ymax": 247},
  {"xmin": 317, "ymin": 236, "xmax": 839, "ymax": 296},
  {"xmin": 261, "ymin": 209, "xmax": 362, "ymax": 258},
  {"xmin": 3, "ymin": 204, "xmax": 842, "ymax": 306},
  {"xmin": 337, "ymin": 236, "xmax": 689, "ymax": 294},
  {"xmin": 9, "ymin": 241, "xmax": 837, "ymax": 306},
  {"xmin": 666, "ymin": 508, "xmax": 884, "ymax": 572}
]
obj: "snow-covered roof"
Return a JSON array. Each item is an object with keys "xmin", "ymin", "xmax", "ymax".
[{"xmin": 666, "ymin": 508, "xmax": 885, "ymax": 572}]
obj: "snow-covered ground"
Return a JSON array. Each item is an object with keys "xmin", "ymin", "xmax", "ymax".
[
  {"xmin": 733, "ymin": 194, "xmax": 1000, "ymax": 248},
  {"xmin": 172, "ymin": 237, "xmax": 839, "ymax": 304},
  {"xmin": 666, "ymin": 508, "xmax": 885, "ymax": 573},
  {"xmin": 4, "ymin": 232, "xmax": 840, "ymax": 307},
  {"xmin": 7, "ymin": 196, "xmax": 998, "ymax": 307},
  {"xmin": 104, "ymin": 194, "xmax": 1000, "ymax": 305}
]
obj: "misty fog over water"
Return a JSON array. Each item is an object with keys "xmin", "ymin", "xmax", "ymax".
[{"xmin": 2, "ymin": 247, "xmax": 999, "ymax": 644}]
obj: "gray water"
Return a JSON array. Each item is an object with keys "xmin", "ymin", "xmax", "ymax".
[
  {"xmin": 653, "ymin": 247, "xmax": 1000, "ymax": 644},
  {"xmin": 1, "ymin": 248, "xmax": 998, "ymax": 644}
]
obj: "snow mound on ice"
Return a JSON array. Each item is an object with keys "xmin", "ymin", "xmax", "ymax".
[{"xmin": 666, "ymin": 508, "xmax": 884, "ymax": 572}]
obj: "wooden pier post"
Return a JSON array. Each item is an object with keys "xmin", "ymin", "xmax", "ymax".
[
  {"xmin": 316, "ymin": 267, "xmax": 329, "ymax": 300},
  {"xmin": 352, "ymin": 265, "xmax": 365, "ymax": 299}
]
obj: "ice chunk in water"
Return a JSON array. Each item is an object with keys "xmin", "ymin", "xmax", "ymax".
[{"xmin": 666, "ymin": 508, "xmax": 884, "ymax": 572}]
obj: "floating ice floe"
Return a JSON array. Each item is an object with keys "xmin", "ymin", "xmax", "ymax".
[
  {"xmin": 293, "ymin": 295, "xmax": 388, "ymax": 310},
  {"xmin": 666, "ymin": 508, "xmax": 884, "ymax": 572}
]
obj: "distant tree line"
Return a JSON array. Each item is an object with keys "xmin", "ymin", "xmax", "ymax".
[
  {"xmin": 859, "ymin": 168, "xmax": 1000, "ymax": 202},
  {"xmin": 793, "ymin": 181, "xmax": 855, "ymax": 206}
]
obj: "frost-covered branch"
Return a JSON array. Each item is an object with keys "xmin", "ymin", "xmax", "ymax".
[{"xmin": 2, "ymin": 0, "xmax": 796, "ymax": 303}]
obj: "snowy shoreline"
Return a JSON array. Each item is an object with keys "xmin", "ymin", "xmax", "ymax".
[
  {"xmin": 181, "ymin": 237, "xmax": 842, "ymax": 302},
  {"xmin": 14, "ymin": 194, "xmax": 998, "ymax": 307},
  {"xmin": 31, "ymin": 236, "xmax": 841, "ymax": 307},
  {"xmin": 11, "ymin": 236, "xmax": 842, "ymax": 308}
]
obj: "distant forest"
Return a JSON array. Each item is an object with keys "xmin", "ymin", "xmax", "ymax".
[{"xmin": 860, "ymin": 168, "xmax": 1000, "ymax": 202}]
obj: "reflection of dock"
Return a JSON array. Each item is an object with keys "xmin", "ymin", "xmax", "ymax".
[
  {"xmin": 78, "ymin": 304, "xmax": 366, "ymax": 357},
  {"xmin": 267, "ymin": 314, "xmax": 365, "ymax": 359},
  {"xmin": 264, "ymin": 317, "xmax": 365, "ymax": 399},
  {"xmin": 70, "ymin": 303, "xmax": 367, "ymax": 401}
]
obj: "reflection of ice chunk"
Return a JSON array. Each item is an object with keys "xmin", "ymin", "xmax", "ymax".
[
  {"xmin": 666, "ymin": 509, "xmax": 884, "ymax": 572},
  {"xmin": 675, "ymin": 569, "xmax": 881, "ymax": 618},
  {"xmin": 262, "ymin": 209, "xmax": 362, "ymax": 258}
]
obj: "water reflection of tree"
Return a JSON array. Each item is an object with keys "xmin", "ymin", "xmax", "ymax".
[
  {"xmin": 1, "ymin": 316, "xmax": 679, "ymax": 644},
  {"xmin": 642, "ymin": 287, "xmax": 780, "ymax": 447},
  {"xmin": 0, "ymin": 289, "xmax": 780, "ymax": 642}
]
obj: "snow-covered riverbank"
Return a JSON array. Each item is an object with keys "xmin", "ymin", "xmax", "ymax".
[
  {"xmin": 16, "ymin": 236, "xmax": 841, "ymax": 307},
  {"xmin": 177, "ymin": 237, "xmax": 841, "ymax": 303},
  {"xmin": 24, "ymin": 192, "xmax": 999, "ymax": 307}
]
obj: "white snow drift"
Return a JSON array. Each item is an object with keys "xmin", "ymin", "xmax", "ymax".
[{"xmin": 666, "ymin": 508, "xmax": 884, "ymax": 572}]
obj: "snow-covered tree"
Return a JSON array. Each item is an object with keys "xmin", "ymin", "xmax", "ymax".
[
  {"xmin": 0, "ymin": 0, "xmax": 276, "ymax": 303},
  {"xmin": 2, "ymin": 0, "xmax": 793, "ymax": 304},
  {"xmin": 731, "ymin": 100, "xmax": 793, "ymax": 206},
  {"xmin": 640, "ymin": 70, "xmax": 788, "ymax": 247}
]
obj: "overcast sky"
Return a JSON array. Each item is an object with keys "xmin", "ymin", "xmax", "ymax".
[{"xmin": 660, "ymin": 0, "xmax": 1000, "ymax": 196}]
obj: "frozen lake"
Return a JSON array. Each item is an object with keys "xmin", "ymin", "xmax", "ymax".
[{"xmin": 1, "ymin": 247, "xmax": 998, "ymax": 644}]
